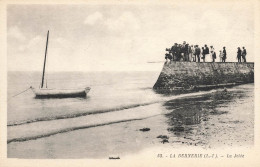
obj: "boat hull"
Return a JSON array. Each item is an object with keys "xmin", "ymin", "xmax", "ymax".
[{"xmin": 31, "ymin": 87, "xmax": 90, "ymax": 98}]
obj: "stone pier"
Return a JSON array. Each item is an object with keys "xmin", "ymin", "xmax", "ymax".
[{"xmin": 153, "ymin": 62, "xmax": 254, "ymax": 93}]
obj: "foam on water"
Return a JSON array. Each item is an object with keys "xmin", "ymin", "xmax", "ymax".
[{"xmin": 7, "ymin": 90, "xmax": 221, "ymax": 143}]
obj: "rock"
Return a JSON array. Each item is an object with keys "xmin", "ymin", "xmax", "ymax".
[
  {"xmin": 157, "ymin": 135, "xmax": 169, "ymax": 139},
  {"xmin": 168, "ymin": 126, "xmax": 185, "ymax": 132},
  {"xmin": 139, "ymin": 128, "xmax": 150, "ymax": 132},
  {"xmin": 161, "ymin": 139, "xmax": 169, "ymax": 144},
  {"xmin": 109, "ymin": 157, "xmax": 120, "ymax": 159}
]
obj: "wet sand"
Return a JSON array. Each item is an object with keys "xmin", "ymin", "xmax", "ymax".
[{"xmin": 8, "ymin": 84, "xmax": 254, "ymax": 159}]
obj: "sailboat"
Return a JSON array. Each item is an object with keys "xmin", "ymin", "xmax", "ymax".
[{"xmin": 30, "ymin": 30, "xmax": 90, "ymax": 98}]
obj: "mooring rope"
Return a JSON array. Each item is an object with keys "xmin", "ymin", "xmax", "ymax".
[{"xmin": 8, "ymin": 87, "xmax": 31, "ymax": 100}]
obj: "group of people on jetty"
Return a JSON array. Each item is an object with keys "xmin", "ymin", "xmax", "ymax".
[{"xmin": 165, "ymin": 41, "xmax": 247, "ymax": 63}]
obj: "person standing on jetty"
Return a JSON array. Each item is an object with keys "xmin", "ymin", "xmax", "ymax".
[
  {"xmin": 219, "ymin": 50, "xmax": 223, "ymax": 62},
  {"xmin": 181, "ymin": 41, "xmax": 186, "ymax": 61},
  {"xmin": 184, "ymin": 43, "xmax": 189, "ymax": 61},
  {"xmin": 165, "ymin": 49, "xmax": 172, "ymax": 62},
  {"xmin": 169, "ymin": 44, "xmax": 176, "ymax": 61},
  {"xmin": 195, "ymin": 45, "xmax": 201, "ymax": 62},
  {"xmin": 177, "ymin": 44, "xmax": 182, "ymax": 61},
  {"xmin": 191, "ymin": 45, "xmax": 196, "ymax": 62},
  {"xmin": 237, "ymin": 47, "xmax": 242, "ymax": 62},
  {"xmin": 202, "ymin": 47, "xmax": 206, "ymax": 62},
  {"xmin": 222, "ymin": 47, "xmax": 227, "ymax": 62},
  {"xmin": 173, "ymin": 44, "xmax": 177, "ymax": 61},
  {"xmin": 210, "ymin": 46, "xmax": 216, "ymax": 62},
  {"xmin": 188, "ymin": 44, "xmax": 192, "ymax": 61},
  {"xmin": 204, "ymin": 45, "xmax": 210, "ymax": 62},
  {"xmin": 242, "ymin": 47, "xmax": 247, "ymax": 62}
]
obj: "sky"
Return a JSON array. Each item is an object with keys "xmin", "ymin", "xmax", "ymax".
[{"xmin": 7, "ymin": 2, "xmax": 255, "ymax": 71}]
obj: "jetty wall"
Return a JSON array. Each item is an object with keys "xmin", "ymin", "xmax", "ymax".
[{"xmin": 153, "ymin": 62, "xmax": 254, "ymax": 92}]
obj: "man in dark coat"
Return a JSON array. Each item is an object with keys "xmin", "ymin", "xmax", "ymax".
[
  {"xmin": 195, "ymin": 45, "xmax": 201, "ymax": 62},
  {"xmin": 181, "ymin": 41, "xmax": 186, "ymax": 61},
  {"xmin": 237, "ymin": 47, "xmax": 242, "ymax": 62},
  {"xmin": 222, "ymin": 47, "xmax": 227, "ymax": 62},
  {"xmin": 242, "ymin": 47, "xmax": 247, "ymax": 62},
  {"xmin": 171, "ymin": 43, "xmax": 178, "ymax": 61},
  {"xmin": 201, "ymin": 47, "xmax": 206, "ymax": 62},
  {"xmin": 184, "ymin": 43, "xmax": 189, "ymax": 61},
  {"xmin": 177, "ymin": 44, "xmax": 182, "ymax": 61}
]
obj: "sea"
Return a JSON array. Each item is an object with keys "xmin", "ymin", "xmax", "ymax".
[{"xmin": 7, "ymin": 70, "xmax": 254, "ymax": 158}]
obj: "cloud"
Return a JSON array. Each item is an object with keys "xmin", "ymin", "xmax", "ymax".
[
  {"xmin": 104, "ymin": 11, "xmax": 140, "ymax": 31},
  {"xmin": 15, "ymin": 35, "xmax": 45, "ymax": 52},
  {"xmin": 7, "ymin": 26, "xmax": 26, "ymax": 41},
  {"xmin": 84, "ymin": 11, "xmax": 140, "ymax": 32},
  {"xmin": 8, "ymin": 33, "xmax": 75, "ymax": 71},
  {"xmin": 84, "ymin": 11, "xmax": 103, "ymax": 25},
  {"xmin": 8, "ymin": 4, "xmax": 254, "ymax": 71},
  {"xmin": 28, "ymin": 36, "xmax": 45, "ymax": 49}
]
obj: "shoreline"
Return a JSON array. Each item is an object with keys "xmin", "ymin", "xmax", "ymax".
[{"xmin": 7, "ymin": 84, "xmax": 254, "ymax": 159}]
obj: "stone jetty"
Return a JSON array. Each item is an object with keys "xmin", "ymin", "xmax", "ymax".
[{"xmin": 153, "ymin": 62, "xmax": 254, "ymax": 93}]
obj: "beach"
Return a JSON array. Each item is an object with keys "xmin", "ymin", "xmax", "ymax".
[{"xmin": 7, "ymin": 71, "xmax": 254, "ymax": 158}]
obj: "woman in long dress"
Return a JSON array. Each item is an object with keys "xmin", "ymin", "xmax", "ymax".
[{"xmin": 219, "ymin": 50, "xmax": 223, "ymax": 62}]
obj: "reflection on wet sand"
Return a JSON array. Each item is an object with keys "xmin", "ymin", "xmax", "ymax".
[{"xmin": 162, "ymin": 88, "xmax": 251, "ymax": 147}]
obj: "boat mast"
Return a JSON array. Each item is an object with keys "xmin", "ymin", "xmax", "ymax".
[{"xmin": 41, "ymin": 30, "xmax": 49, "ymax": 88}]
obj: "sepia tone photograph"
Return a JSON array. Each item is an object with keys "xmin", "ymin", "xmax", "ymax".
[{"xmin": 1, "ymin": 0, "xmax": 260, "ymax": 166}]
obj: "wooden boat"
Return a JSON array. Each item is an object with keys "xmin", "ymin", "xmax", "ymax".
[
  {"xmin": 30, "ymin": 30, "xmax": 91, "ymax": 98},
  {"xmin": 30, "ymin": 87, "xmax": 90, "ymax": 98}
]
